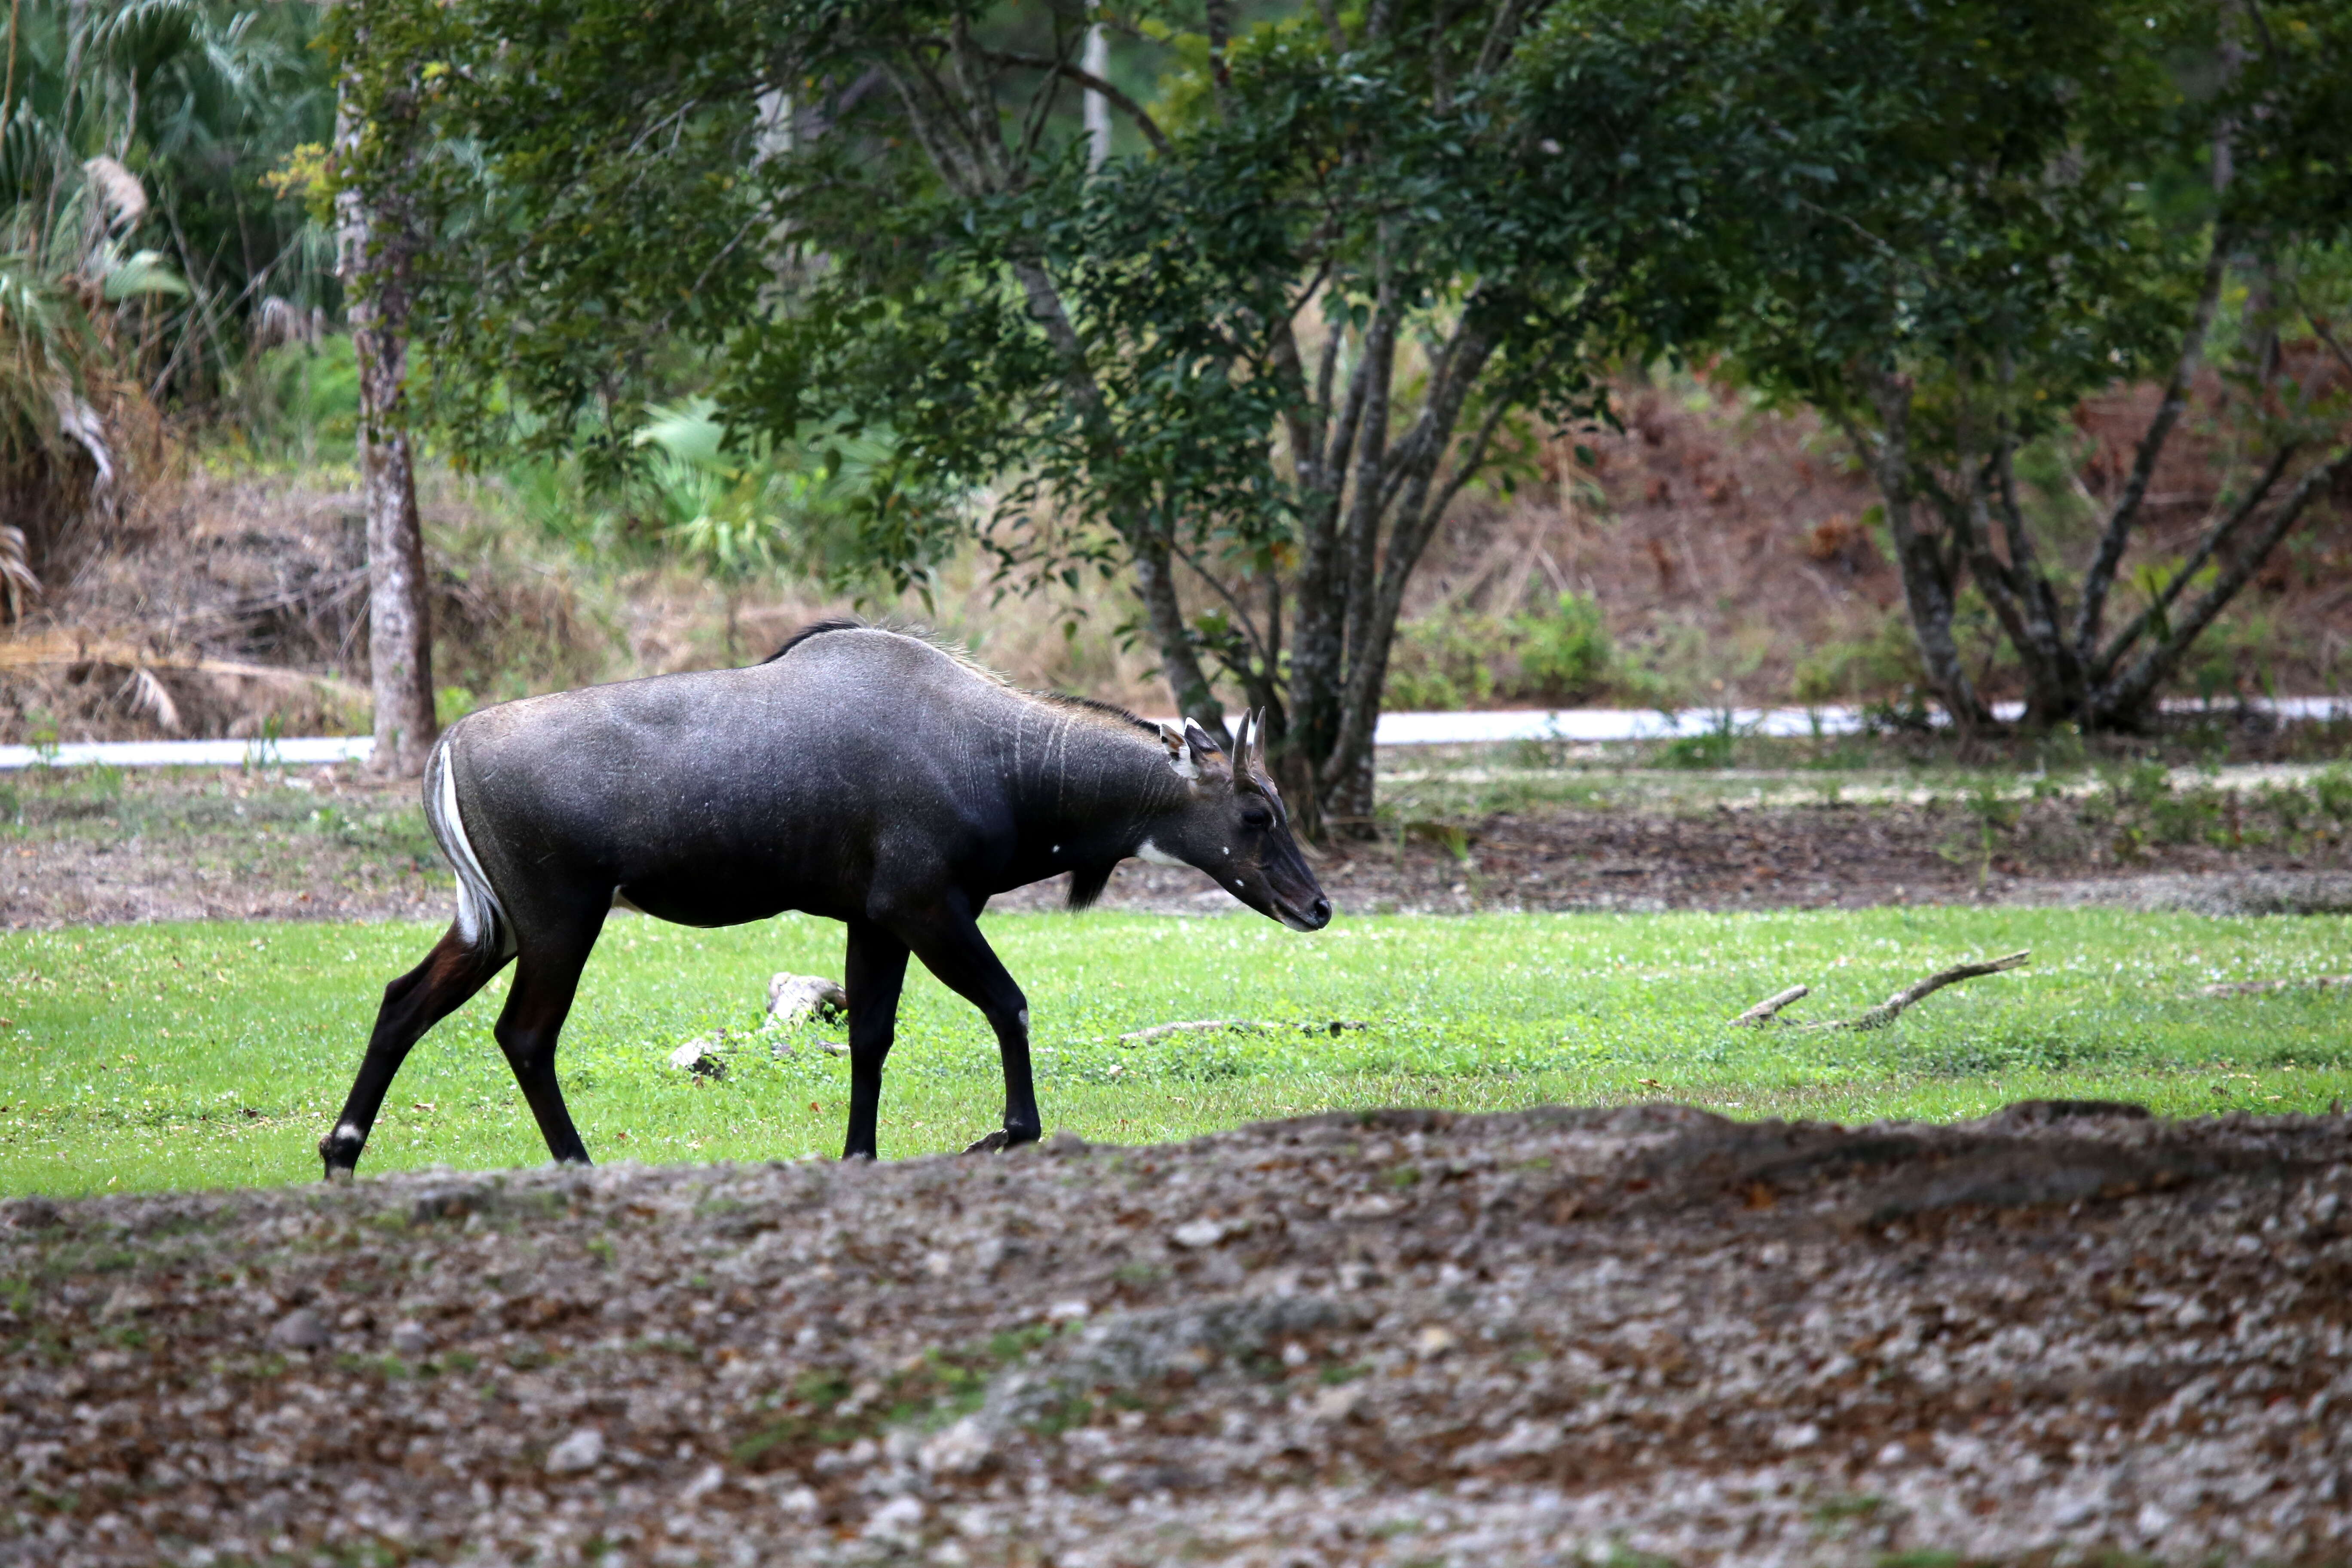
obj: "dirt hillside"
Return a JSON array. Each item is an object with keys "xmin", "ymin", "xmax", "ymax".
[
  {"xmin": 4, "ymin": 1101, "xmax": 2348, "ymax": 1566},
  {"xmin": 8, "ymin": 372, "xmax": 2347, "ymax": 745}
]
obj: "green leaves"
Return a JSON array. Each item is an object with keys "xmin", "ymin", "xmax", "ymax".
[{"xmin": 95, "ymin": 249, "xmax": 188, "ymax": 301}]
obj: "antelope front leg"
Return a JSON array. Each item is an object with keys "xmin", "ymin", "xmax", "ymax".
[{"xmin": 898, "ymin": 900, "xmax": 1041, "ymax": 1153}]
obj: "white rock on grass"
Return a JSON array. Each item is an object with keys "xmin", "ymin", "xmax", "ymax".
[
  {"xmin": 666, "ymin": 1038, "xmax": 726, "ymax": 1079},
  {"xmin": 678, "ymin": 1463, "xmax": 725, "ymax": 1504},
  {"xmin": 864, "ymin": 1495, "xmax": 925, "ymax": 1544},
  {"xmin": 265, "ymin": 1308, "xmax": 329, "ymax": 1351},
  {"xmin": 1170, "ymin": 1218, "xmax": 1227, "ymax": 1250},
  {"xmin": 766, "ymin": 973, "xmax": 848, "ymax": 1027},
  {"xmin": 919, "ymin": 1418, "xmax": 992, "ymax": 1477},
  {"xmin": 545, "ymin": 1427, "xmax": 604, "ymax": 1474}
]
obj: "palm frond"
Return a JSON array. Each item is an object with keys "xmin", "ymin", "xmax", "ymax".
[
  {"xmin": 97, "ymin": 247, "xmax": 187, "ymax": 301},
  {"xmin": 0, "ymin": 523, "xmax": 38, "ymax": 622},
  {"xmin": 80, "ymin": 155, "xmax": 146, "ymax": 231}
]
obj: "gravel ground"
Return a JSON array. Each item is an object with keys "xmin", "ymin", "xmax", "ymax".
[{"xmin": 6, "ymin": 1101, "xmax": 2350, "ymax": 1566}]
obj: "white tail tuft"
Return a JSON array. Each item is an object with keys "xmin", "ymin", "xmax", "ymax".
[{"xmin": 426, "ymin": 736, "xmax": 513, "ymax": 956}]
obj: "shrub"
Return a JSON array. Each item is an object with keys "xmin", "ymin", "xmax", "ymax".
[
  {"xmin": 1790, "ymin": 607, "xmax": 1924, "ymax": 704},
  {"xmin": 1657, "ymin": 709, "xmax": 1747, "ymax": 769},
  {"xmin": 1383, "ymin": 591, "xmax": 1613, "ymax": 711},
  {"xmin": 1510, "ymin": 592, "xmax": 1611, "ymax": 701},
  {"xmin": 1384, "ymin": 613, "xmax": 1498, "ymax": 711}
]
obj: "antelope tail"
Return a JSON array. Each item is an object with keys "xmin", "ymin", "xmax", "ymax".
[{"xmin": 423, "ymin": 733, "xmax": 514, "ymax": 959}]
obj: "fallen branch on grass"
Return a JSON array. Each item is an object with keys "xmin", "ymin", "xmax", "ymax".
[
  {"xmin": 1732, "ymin": 951, "xmax": 2030, "ymax": 1032},
  {"xmin": 1119, "ymin": 1019, "xmax": 1369, "ymax": 1044},
  {"xmin": 1730, "ymin": 986, "xmax": 1810, "ymax": 1026},
  {"xmin": 2197, "ymin": 974, "xmax": 2352, "ymax": 997}
]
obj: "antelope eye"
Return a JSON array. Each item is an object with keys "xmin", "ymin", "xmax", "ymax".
[{"xmin": 1241, "ymin": 805, "xmax": 1273, "ymax": 830}]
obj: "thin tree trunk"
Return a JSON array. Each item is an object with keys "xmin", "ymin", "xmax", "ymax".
[
  {"xmin": 1286, "ymin": 299, "xmax": 1384, "ymax": 832},
  {"xmin": 1987, "ymin": 440, "xmax": 2086, "ymax": 720},
  {"xmin": 1845, "ymin": 372, "xmax": 1988, "ymax": 726},
  {"xmin": 2089, "ymin": 443, "xmax": 2352, "ymax": 726},
  {"xmin": 2071, "ymin": 236, "xmax": 2230, "ymax": 661},
  {"xmin": 337, "ymin": 89, "xmax": 436, "ymax": 778},
  {"xmin": 1132, "ymin": 533, "xmax": 1227, "ymax": 740}
]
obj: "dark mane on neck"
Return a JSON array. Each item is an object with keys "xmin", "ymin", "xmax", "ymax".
[
  {"xmin": 1030, "ymin": 689, "xmax": 1160, "ymax": 738},
  {"xmin": 766, "ymin": 619, "xmax": 1160, "ymax": 739},
  {"xmin": 761, "ymin": 616, "xmax": 869, "ymax": 663}
]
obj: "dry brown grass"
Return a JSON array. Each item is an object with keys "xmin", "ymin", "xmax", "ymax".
[
  {"xmin": 5, "ymin": 367, "xmax": 2345, "ymax": 745},
  {"xmin": 0, "ymin": 463, "xmax": 1171, "ymax": 744}
]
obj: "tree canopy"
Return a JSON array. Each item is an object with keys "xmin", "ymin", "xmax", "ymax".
[
  {"xmin": 1708, "ymin": 0, "xmax": 2352, "ymax": 727},
  {"xmin": 333, "ymin": 0, "xmax": 2352, "ymax": 790},
  {"xmin": 339, "ymin": 0, "xmax": 1789, "ymax": 829}
]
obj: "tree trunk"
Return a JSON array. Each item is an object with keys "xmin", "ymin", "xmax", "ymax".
[
  {"xmin": 337, "ymin": 89, "xmax": 437, "ymax": 778},
  {"xmin": 1849, "ymin": 373, "xmax": 1988, "ymax": 726},
  {"xmin": 1132, "ymin": 535, "xmax": 1228, "ymax": 742}
]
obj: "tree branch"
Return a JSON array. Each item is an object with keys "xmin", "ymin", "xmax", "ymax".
[
  {"xmin": 1472, "ymin": 0, "xmax": 1540, "ymax": 78},
  {"xmin": 2300, "ymin": 300, "xmax": 2352, "ymax": 383},
  {"xmin": 1430, "ymin": 0, "xmax": 1456, "ymax": 115},
  {"xmin": 1266, "ymin": 315, "xmax": 1320, "ymax": 496},
  {"xmin": 1735, "ymin": 952, "xmax": 2030, "ymax": 1032},
  {"xmin": 1402, "ymin": 340, "xmax": 1513, "ymax": 565},
  {"xmin": 2090, "ymin": 441, "xmax": 2297, "ymax": 684},
  {"xmin": 883, "ymin": 55, "xmax": 988, "ymax": 195},
  {"xmin": 1171, "ymin": 538, "xmax": 1275, "ymax": 677},
  {"xmin": 1730, "ymin": 986, "xmax": 1809, "ymax": 1026},
  {"xmin": 980, "ymin": 49, "xmax": 1171, "ymax": 156},
  {"xmin": 2073, "ymin": 233, "xmax": 2231, "ymax": 658},
  {"xmin": 2098, "ymin": 442, "xmax": 2352, "ymax": 720},
  {"xmin": 1205, "ymin": 0, "xmax": 1233, "ymax": 98},
  {"xmin": 1374, "ymin": 289, "xmax": 1491, "ymax": 519},
  {"xmin": 1319, "ymin": 329, "xmax": 1507, "ymax": 797},
  {"xmin": 1315, "ymin": 0, "xmax": 1348, "ymax": 53},
  {"xmin": 1335, "ymin": 270, "xmax": 1401, "ymax": 732},
  {"xmin": 1836, "ymin": 373, "xmax": 1988, "ymax": 724},
  {"xmin": 1010, "ymin": 25, "xmax": 1075, "ymax": 166},
  {"xmin": 1950, "ymin": 455, "xmax": 2043, "ymax": 666}
]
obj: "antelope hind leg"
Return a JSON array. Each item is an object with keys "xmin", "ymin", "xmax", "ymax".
[{"xmin": 323, "ymin": 927, "xmax": 508, "ymax": 1182}]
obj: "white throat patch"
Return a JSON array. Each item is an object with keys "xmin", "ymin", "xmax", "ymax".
[{"xmin": 1136, "ymin": 837, "xmax": 1187, "ymax": 868}]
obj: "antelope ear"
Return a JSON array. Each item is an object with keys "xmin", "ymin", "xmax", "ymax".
[
  {"xmin": 1182, "ymin": 717, "xmax": 1234, "ymax": 784},
  {"xmin": 1158, "ymin": 720, "xmax": 1201, "ymax": 782}
]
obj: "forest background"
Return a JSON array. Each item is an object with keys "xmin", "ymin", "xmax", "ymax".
[{"xmin": 3, "ymin": 0, "xmax": 2349, "ymax": 836}]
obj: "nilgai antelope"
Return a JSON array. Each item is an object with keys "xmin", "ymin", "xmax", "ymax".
[{"xmin": 320, "ymin": 621, "xmax": 1331, "ymax": 1176}]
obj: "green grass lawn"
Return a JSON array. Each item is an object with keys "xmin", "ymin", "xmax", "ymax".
[{"xmin": 1, "ymin": 906, "xmax": 2346, "ymax": 1196}]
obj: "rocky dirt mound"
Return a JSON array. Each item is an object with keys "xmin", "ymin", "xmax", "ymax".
[{"xmin": 5, "ymin": 1102, "xmax": 2349, "ymax": 1565}]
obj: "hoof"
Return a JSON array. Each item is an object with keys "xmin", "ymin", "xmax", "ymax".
[
  {"xmin": 318, "ymin": 1123, "xmax": 365, "ymax": 1177},
  {"xmin": 322, "ymin": 1165, "xmax": 355, "ymax": 1186},
  {"xmin": 963, "ymin": 1129, "xmax": 1011, "ymax": 1155}
]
